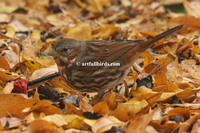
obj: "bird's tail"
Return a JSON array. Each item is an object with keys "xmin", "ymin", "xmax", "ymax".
[{"xmin": 135, "ymin": 25, "xmax": 183, "ymax": 52}]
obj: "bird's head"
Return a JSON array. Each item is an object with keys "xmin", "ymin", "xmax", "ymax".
[{"xmin": 49, "ymin": 38, "xmax": 82, "ymax": 64}]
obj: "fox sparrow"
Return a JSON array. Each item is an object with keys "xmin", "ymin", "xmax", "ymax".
[{"xmin": 50, "ymin": 25, "xmax": 182, "ymax": 97}]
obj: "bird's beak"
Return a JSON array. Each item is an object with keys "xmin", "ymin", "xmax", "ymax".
[{"xmin": 48, "ymin": 49, "xmax": 59, "ymax": 58}]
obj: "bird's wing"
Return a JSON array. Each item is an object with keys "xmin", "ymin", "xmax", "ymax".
[{"xmin": 85, "ymin": 40, "xmax": 144, "ymax": 63}]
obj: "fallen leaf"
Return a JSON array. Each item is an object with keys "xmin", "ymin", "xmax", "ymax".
[
  {"xmin": 92, "ymin": 116, "xmax": 124, "ymax": 133},
  {"xmin": 0, "ymin": 117, "xmax": 22, "ymax": 129},
  {"xmin": 183, "ymin": 0, "xmax": 200, "ymax": 18},
  {"xmin": 30, "ymin": 100, "xmax": 62, "ymax": 115},
  {"xmin": 92, "ymin": 101, "xmax": 109, "ymax": 115},
  {"xmin": 30, "ymin": 66, "xmax": 58, "ymax": 81},
  {"xmin": 167, "ymin": 107, "xmax": 190, "ymax": 121},
  {"xmin": 64, "ymin": 22, "xmax": 92, "ymax": 41},
  {"xmin": 66, "ymin": 116, "xmax": 88, "ymax": 130},
  {"xmin": 168, "ymin": 15, "xmax": 200, "ymax": 33},
  {"xmin": 0, "ymin": 13, "xmax": 12, "ymax": 23},
  {"xmin": 176, "ymin": 88, "xmax": 200, "ymax": 98},
  {"xmin": 28, "ymin": 119, "xmax": 59, "ymax": 133},
  {"xmin": 6, "ymin": 26, "xmax": 15, "ymax": 38},
  {"xmin": 179, "ymin": 114, "xmax": 200, "ymax": 133},
  {"xmin": 2, "ymin": 50, "xmax": 19, "ymax": 68},
  {"xmin": 112, "ymin": 99, "xmax": 148, "ymax": 122},
  {"xmin": 64, "ymin": 101, "xmax": 83, "ymax": 116},
  {"xmin": 0, "ymin": 94, "xmax": 35, "ymax": 118},
  {"xmin": 102, "ymin": 91, "xmax": 117, "ymax": 110},
  {"xmin": 2, "ymin": 81, "xmax": 14, "ymax": 94},
  {"xmin": 0, "ymin": 56, "xmax": 10, "ymax": 70},
  {"xmin": 125, "ymin": 109, "xmax": 156, "ymax": 133},
  {"xmin": 0, "ymin": 71, "xmax": 19, "ymax": 83},
  {"xmin": 43, "ymin": 114, "xmax": 68, "ymax": 127}
]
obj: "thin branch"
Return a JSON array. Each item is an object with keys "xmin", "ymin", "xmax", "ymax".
[{"xmin": 27, "ymin": 72, "xmax": 60, "ymax": 86}]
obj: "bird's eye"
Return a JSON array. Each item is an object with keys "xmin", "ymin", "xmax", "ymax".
[{"xmin": 63, "ymin": 48, "xmax": 68, "ymax": 51}]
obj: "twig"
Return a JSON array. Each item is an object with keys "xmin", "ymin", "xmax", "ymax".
[{"xmin": 27, "ymin": 72, "xmax": 60, "ymax": 86}]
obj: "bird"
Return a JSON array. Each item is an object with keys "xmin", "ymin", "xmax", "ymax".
[{"xmin": 50, "ymin": 25, "xmax": 183, "ymax": 98}]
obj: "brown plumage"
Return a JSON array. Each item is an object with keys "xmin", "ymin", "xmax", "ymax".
[{"xmin": 50, "ymin": 25, "xmax": 183, "ymax": 97}]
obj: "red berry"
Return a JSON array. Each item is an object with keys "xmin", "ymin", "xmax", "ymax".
[{"xmin": 12, "ymin": 78, "xmax": 28, "ymax": 94}]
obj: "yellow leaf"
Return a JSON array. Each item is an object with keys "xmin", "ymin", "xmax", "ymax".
[
  {"xmin": 32, "ymin": 30, "xmax": 41, "ymax": 40},
  {"xmin": 22, "ymin": 57, "xmax": 43, "ymax": 71},
  {"xmin": 0, "ymin": 4, "xmax": 17, "ymax": 13},
  {"xmin": 157, "ymin": 92, "xmax": 177, "ymax": 102},
  {"xmin": 6, "ymin": 25, "xmax": 15, "ymax": 38},
  {"xmin": 66, "ymin": 117, "xmax": 85, "ymax": 129},
  {"xmin": 111, "ymin": 99, "xmax": 148, "ymax": 121},
  {"xmin": 64, "ymin": 22, "xmax": 92, "ymax": 41}
]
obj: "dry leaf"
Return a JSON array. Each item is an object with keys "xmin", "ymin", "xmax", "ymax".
[
  {"xmin": 168, "ymin": 15, "xmax": 200, "ymax": 33},
  {"xmin": 64, "ymin": 22, "xmax": 92, "ymax": 41},
  {"xmin": 92, "ymin": 116, "xmax": 124, "ymax": 133},
  {"xmin": 0, "ymin": 56, "xmax": 10, "ymax": 70},
  {"xmin": 0, "ymin": 94, "xmax": 35, "ymax": 118},
  {"xmin": 31, "ymin": 100, "xmax": 62, "ymax": 115},
  {"xmin": 112, "ymin": 99, "xmax": 148, "ymax": 122},
  {"xmin": 28, "ymin": 119, "xmax": 59, "ymax": 133},
  {"xmin": 125, "ymin": 109, "xmax": 156, "ymax": 133},
  {"xmin": 92, "ymin": 101, "xmax": 109, "ymax": 115}
]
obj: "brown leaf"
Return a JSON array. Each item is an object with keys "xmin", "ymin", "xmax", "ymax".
[
  {"xmin": 0, "ymin": 94, "xmax": 35, "ymax": 118},
  {"xmin": 79, "ymin": 95, "xmax": 93, "ymax": 112},
  {"xmin": 28, "ymin": 119, "xmax": 59, "ymax": 133},
  {"xmin": 168, "ymin": 15, "xmax": 200, "ymax": 33},
  {"xmin": 64, "ymin": 102, "xmax": 83, "ymax": 116},
  {"xmin": 137, "ymin": 92, "xmax": 163, "ymax": 106},
  {"xmin": 142, "ymin": 55, "xmax": 173, "ymax": 75},
  {"xmin": 151, "ymin": 119, "xmax": 179, "ymax": 132},
  {"xmin": 31, "ymin": 100, "xmax": 62, "ymax": 115},
  {"xmin": 92, "ymin": 101, "xmax": 109, "ymax": 115},
  {"xmin": 125, "ymin": 109, "xmax": 156, "ymax": 133},
  {"xmin": 176, "ymin": 82, "xmax": 193, "ymax": 90},
  {"xmin": 112, "ymin": 99, "xmax": 148, "ymax": 122},
  {"xmin": 167, "ymin": 107, "xmax": 190, "ymax": 121},
  {"xmin": 141, "ymin": 51, "xmax": 155, "ymax": 68},
  {"xmin": 2, "ymin": 50, "xmax": 19, "ymax": 68},
  {"xmin": 179, "ymin": 114, "xmax": 200, "ymax": 133},
  {"xmin": 102, "ymin": 91, "xmax": 117, "ymax": 110},
  {"xmin": 176, "ymin": 88, "xmax": 200, "ymax": 98},
  {"xmin": 0, "ymin": 56, "xmax": 10, "ymax": 70}
]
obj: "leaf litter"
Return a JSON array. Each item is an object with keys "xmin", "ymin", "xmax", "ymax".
[{"xmin": 0, "ymin": 0, "xmax": 200, "ymax": 132}]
